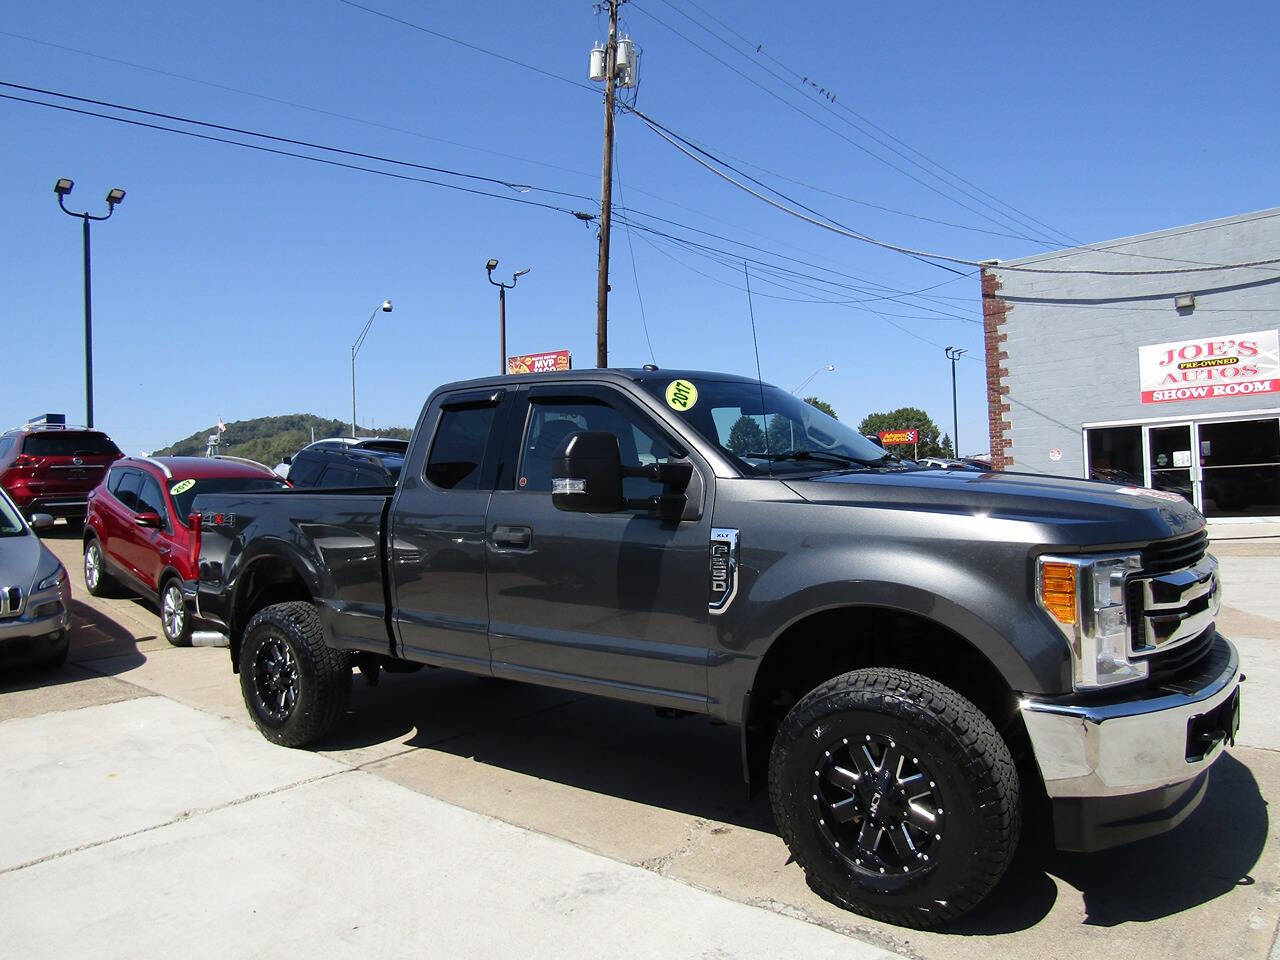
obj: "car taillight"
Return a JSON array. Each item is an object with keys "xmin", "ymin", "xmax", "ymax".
[{"xmin": 188, "ymin": 513, "xmax": 202, "ymax": 575}]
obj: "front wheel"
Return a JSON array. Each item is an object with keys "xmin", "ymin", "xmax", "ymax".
[
  {"xmin": 769, "ymin": 668, "xmax": 1021, "ymax": 929},
  {"xmin": 238, "ymin": 601, "xmax": 351, "ymax": 747},
  {"xmin": 82, "ymin": 538, "xmax": 116, "ymax": 598}
]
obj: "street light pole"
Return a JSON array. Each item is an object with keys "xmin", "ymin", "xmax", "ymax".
[
  {"xmin": 351, "ymin": 299, "xmax": 393, "ymax": 438},
  {"xmin": 486, "ymin": 260, "xmax": 530, "ymax": 374},
  {"xmin": 55, "ymin": 179, "xmax": 125, "ymax": 428},
  {"xmin": 791, "ymin": 362, "xmax": 836, "ymax": 395},
  {"xmin": 945, "ymin": 346, "xmax": 966, "ymax": 456}
]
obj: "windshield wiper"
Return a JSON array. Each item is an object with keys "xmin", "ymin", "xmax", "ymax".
[{"xmin": 743, "ymin": 449, "xmax": 871, "ymax": 468}]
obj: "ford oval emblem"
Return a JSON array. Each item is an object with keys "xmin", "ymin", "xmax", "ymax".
[{"xmin": 73, "ymin": 457, "xmax": 83, "ymax": 465}]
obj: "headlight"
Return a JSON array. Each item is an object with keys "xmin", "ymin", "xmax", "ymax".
[
  {"xmin": 36, "ymin": 566, "xmax": 68, "ymax": 592},
  {"xmin": 1037, "ymin": 553, "xmax": 1145, "ymax": 690}
]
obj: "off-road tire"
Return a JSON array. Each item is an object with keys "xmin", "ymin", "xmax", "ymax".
[
  {"xmin": 82, "ymin": 537, "xmax": 117, "ymax": 598},
  {"xmin": 238, "ymin": 601, "xmax": 351, "ymax": 747},
  {"xmin": 159, "ymin": 576, "xmax": 192, "ymax": 647},
  {"xmin": 769, "ymin": 667, "xmax": 1020, "ymax": 929}
]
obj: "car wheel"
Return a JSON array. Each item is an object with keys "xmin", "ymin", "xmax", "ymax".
[
  {"xmin": 238, "ymin": 601, "xmax": 351, "ymax": 747},
  {"xmin": 159, "ymin": 577, "xmax": 192, "ymax": 647},
  {"xmin": 769, "ymin": 667, "xmax": 1021, "ymax": 929},
  {"xmin": 82, "ymin": 538, "xmax": 116, "ymax": 598}
]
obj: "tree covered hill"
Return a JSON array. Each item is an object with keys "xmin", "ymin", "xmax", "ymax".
[{"xmin": 153, "ymin": 415, "xmax": 412, "ymax": 467}]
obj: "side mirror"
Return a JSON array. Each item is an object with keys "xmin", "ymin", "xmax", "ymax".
[
  {"xmin": 29, "ymin": 513, "xmax": 55, "ymax": 531},
  {"xmin": 134, "ymin": 512, "xmax": 163, "ymax": 529},
  {"xmin": 552, "ymin": 431, "xmax": 625, "ymax": 513},
  {"xmin": 282, "ymin": 456, "xmax": 292, "ymax": 465}
]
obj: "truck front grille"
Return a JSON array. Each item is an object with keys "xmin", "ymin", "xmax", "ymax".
[
  {"xmin": 1129, "ymin": 528, "xmax": 1219, "ymax": 688},
  {"xmin": 1140, "ymin": 530, "xmax": 1208, "ymax": 574}
]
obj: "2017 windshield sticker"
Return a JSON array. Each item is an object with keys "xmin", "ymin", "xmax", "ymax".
[
  {"xmin": 665, "ymin": 379, "xmax": 698, "ymax": 411},
  {"xmin": 169, "ymin": 479, "xmax": 196, "ymax": 496}
]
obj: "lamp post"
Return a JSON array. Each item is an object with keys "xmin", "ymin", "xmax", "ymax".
[
  {"xmin": 945, "ymin": 346, "xmax": 967, "ymax": 456},
  {"xmin": 351, "ymin": 299, "xmax": 392, "ymax": 438},
  {"xmin": 791, "ymin": 362, "xmax": 836, "ymax": 395},
  {"xmin": 486, "ymin": 259, "xmax": 530, "ymax": 375},
  {"xmin": 54, "ymin": 179, "xmax": 125, "ymax": 428}
]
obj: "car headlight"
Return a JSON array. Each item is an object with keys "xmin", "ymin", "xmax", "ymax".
[
  {"xmin": 36, "ymin": 566, "xmax": 68, "ymax": 593},
  {"xmin": 1037, "ymin": 553, "xmax": 1145, "ymax": 691}
]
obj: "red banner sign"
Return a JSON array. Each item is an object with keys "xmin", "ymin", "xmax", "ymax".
[
  {"xmin": 878, "ymin": 429, "xmax": 919, "ymax": 446},
  {"xmin": 507, "ymin": 350, "xmax": 571, "ymax": 375}
]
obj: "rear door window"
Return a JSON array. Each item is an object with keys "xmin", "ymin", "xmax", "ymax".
[
  {"xmin": 22, "ymin": 431, "xmax": 120, "ymax": 457},
  {"xmin": 318, "ymin": 464, "xmax": 360, "ymax": 488},
  {"xmin": 426, "ymin": 406, "xmax": 498, "ymax": 490},
  {"xmin": 287, "ymin": 454, "xmax": 325, "ymax": 487},
  {"xmin": 114, "ymin": 470, "xmax": 144, "ymax": 512}
]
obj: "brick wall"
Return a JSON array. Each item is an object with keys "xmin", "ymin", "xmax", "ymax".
[{"xmin": 981, "ymin": 267, "xmax": 1012, "ymax": 469}]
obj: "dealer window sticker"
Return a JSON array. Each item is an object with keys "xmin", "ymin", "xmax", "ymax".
[
  {"xmin": 1113, "ymin": 486, "xmax": 1187, "ymax": 504},
  {"xmin": 169, "ymin": 478, "xmax": 196, "ymax": 496},
  {"xmin": 665, "ymin": 379, "xmax": 698, "ymax": 411}
]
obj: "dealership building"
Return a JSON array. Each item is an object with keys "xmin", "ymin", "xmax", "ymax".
[{"xmin": 982, "ymin": 206, "xmax": 1280, "ymax": 521}]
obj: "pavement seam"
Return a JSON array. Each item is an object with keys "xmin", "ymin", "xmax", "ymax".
[{"xmin": 0, "ymin": 767, "xmax": 353, "ymax": 877}]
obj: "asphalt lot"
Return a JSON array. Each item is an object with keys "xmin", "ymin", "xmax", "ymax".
[{"xmin": 2, "ymin": 525, "xmax": 1278, "ymax": 959}]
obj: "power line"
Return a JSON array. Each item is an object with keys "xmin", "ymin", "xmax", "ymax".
[
  {"xmin": 628, "ymin": 0, "xmax": 1067, "ymax": 247},
  {"xmin": 676, "ymin": 0, "xmax": 1081, "ymax": 248},
  {"xmin": 614, "ymin": 152, "xmax": 657, "ymax": 364},
  {"xmin": 0, "ymin": 90, "xmax": 594, "ymax": 219},
  {"xmin": 633, "ymin": 109, "xmax": 1280, "ymax": 277}
]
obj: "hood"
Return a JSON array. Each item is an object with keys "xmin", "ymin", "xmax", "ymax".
[
  {"xmin": 0, "ymin": 531, "xmax": 53, "ymax": 593},
  {"xmin": 784, "ymin": 468, "xmax": 1204, "ymax": 547}
]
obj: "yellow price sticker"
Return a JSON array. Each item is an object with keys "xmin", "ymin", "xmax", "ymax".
[
  {"xmin": 665, "ymin": 379, "xmax": 698, "ymax": 411},
  {"xmin": 169, "ymin": 478, "xmax": 196, "ymax": 496}
]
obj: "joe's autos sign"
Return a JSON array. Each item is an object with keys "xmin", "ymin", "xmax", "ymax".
[
  {"xmin": 507, "ymin": 350, "xmax": 571, "ymax": 375},
  {"xmin": 1139, "ymin": 329, "xmax": 1280, "ymax": 404}
]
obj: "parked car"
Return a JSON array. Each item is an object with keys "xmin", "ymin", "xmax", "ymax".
[
  {"xmin": 0, "ymin": 490, "xmax": 72, "ymax": 668},
  {"xmin": 0, "ymin": 419, "xmax": 123, "ymax": 524},
  {"xmin": 193, "ymin": 368, "xmax": 1239, "ymax": 929},
  {"xmin": 83, "ymin": 456, "xmax": 288, "ymax": 645},
  {"xmin": 274, "ymin": 437, "xmax": 408, "ymax": 478},
  {"xmin": 284, "ymin": 445, "xmax": 404, "ymax": 489}
]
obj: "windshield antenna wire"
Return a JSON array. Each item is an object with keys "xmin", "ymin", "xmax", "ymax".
[{"xmin": 743, "ymin": 261, "xmax": 772, "ymax": 479}]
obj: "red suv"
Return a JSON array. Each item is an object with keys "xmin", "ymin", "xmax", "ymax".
[
  {"xmin": 83, "ymin": 457, "xmax": 288, "ymax": 645},
  {"xmin": 0, "ymin": 419, "xmax": 123, "ymax": 524}
]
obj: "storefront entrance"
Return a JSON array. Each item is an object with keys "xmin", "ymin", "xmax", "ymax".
[{"xmin": 1084, "ymin": 413, "xmax": 1280, "ymax": 520}]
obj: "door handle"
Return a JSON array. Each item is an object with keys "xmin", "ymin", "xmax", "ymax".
[{"xmin": 491, "ymin": 525, "xmax": 532, "ymax": 549}]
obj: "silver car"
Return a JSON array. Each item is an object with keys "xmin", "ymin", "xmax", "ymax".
[{"xmin": 0, "ymin": 491, "xmax": 72, "ymax": 669}]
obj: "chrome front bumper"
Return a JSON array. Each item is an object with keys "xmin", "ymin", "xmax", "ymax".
[
  {"xmin": 0, "ymin": 579, "xmax": 72, "ymax": 644},
  {"xmin": 1021, "ymin": 635, "xmax": 1240, "ymax": 799}
]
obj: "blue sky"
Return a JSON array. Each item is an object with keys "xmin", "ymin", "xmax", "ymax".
[{"xmin": 2, "ymin": 0, "xmax": 1277, "ymax": 456}]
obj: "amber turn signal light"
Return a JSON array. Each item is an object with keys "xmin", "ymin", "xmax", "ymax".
[{"xmin": 1040, "ymin": 561, "xmax": 1078, "ymax": 624}]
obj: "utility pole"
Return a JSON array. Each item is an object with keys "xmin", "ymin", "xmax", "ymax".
[
  {"xmin": 945, "ymin": 346, "xmax": 966, "ymax": 456},
  {"xmin": 594, "ymin": 0, "xmax": 619, "ymax": 368}
]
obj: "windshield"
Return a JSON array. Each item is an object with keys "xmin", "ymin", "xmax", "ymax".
[
  {"xmin": 23, "ymin": 431, "xmax": 120, "ymax": 457},
  {"xmin": 0, "ymin": 491, "xmax": 25, "ymax": 537},
  {"xmin": 169, "ymin": 475, "xmax": 289, "ymax": 522},
  {"xmin": 638, "ymin": 376, "xmax": 891, "ymax": 475}
]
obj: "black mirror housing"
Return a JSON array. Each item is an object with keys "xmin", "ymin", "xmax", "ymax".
[{"xmin": 552, "ymin": 431, "xmax": 625, "ymax": 513}]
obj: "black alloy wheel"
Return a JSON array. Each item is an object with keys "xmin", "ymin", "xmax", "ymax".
[{"xmin": 252, "ymin": 634, "xmax": 300, "ymax": 725}]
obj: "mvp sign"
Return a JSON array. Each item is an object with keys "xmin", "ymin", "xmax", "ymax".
[
  {"xmin": 507, "ymin": 350, "xmax": 571, "ymax": 375},
  {"xmin": 1139, "ymin": 329, "xmax": 1280, "ymax": 404}
]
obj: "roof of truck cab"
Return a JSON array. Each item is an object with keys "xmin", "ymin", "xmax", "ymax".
[{"xmin": 435, "ymin": 368, "xmax": 764, "ymax": 392}]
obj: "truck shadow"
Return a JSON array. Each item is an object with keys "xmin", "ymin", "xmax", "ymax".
[{"xmin": 326, "ymin": 670, "xmax": 1266, "ymax": 934}]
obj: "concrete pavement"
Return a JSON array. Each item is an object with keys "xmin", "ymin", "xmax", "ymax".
[{"xmin": 1, "ymin": 525, "xmax": 1277, "ymax": 958}]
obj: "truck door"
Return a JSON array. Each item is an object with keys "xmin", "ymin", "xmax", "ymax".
[
  {"xmin": 389, "ymin": 389, "xmax": 509, "ymax": 672},
  {"xmin": 484, "ymin": 385, "xmax": 713, "ymax": 712}
]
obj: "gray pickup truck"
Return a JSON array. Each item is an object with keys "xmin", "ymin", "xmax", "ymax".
[{"xmin": 192, "ymin": 368, "xmax": 1241, "ymax": 928}]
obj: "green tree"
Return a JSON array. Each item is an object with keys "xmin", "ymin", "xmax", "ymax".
[
  {"xmin": 857, "ymin": 407, "xmax": 946, "ymax": 458},
  {"xmin": 939, "ymin": 433, "xmax": 955, "ymax": 458},
  {"xmin": 802, "ymin": 396, "xmax": 838, "ymax": 420},
  {"xmin": 727, "ymin": 415, "xmax": 766, "ymax": 455},
  {"xmin": 765, "ymin": 413, "xmax": 795, "ymax": 453}
]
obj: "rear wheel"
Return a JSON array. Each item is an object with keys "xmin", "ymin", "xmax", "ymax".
[
  {"xmin": 769, "ymin": 667, "xmax": 1020, "ymax": 929},
  {"xmin": 159, "ymin": 577, "xmax": 192, "ymax": 647},
  {"xmin": 82, "ymin": 538, "xmax": 116, "ymax": 598},
  {"xmin": 238, "ymin": 601, "xmax": 351, "ymax": 747}
]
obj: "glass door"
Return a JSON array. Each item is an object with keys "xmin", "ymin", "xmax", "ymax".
[
  {"xmin": 1146, "ymin": 423, "xmax": 1198, "ymax": 508},
  {"xmin": 1197, "ymin": 418, "xmax": 1280, "ymax": 518}
]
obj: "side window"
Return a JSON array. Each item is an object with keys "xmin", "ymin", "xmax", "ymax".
[
  {"xmin": 106, "ymin": 467, "xmax": 127, "ymax": 495},
  {"xmin": 287, "ymin": 454, "xmax": 325, "ymax": 487},
  {"xmin": 0, "ymin": 437, "xmax": 14, "ymax": 461},
  {"xmin": 426, "ymin": 405, "xmax": 498, "ymax": 490},
  {"xmin": 318, "ymin": 464, "xmax": 360, "ymax": 488},
  {"xmin": 115, "ymin": 471, "xmax": 144, "ymax": 512},
  {"xmin": 137, "ymin": 475, "xmax": 168, "ymax": 523},
  {"xmin": 517, "ymin": 398, "xmax": 676, "ymax": 497}
]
